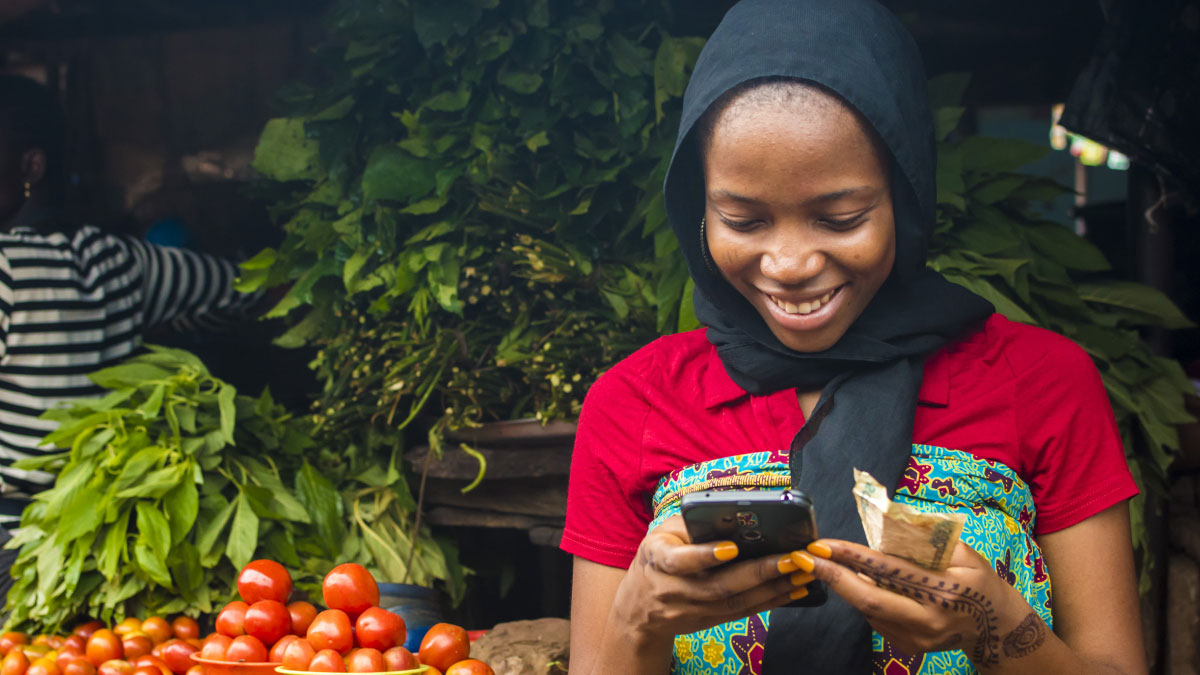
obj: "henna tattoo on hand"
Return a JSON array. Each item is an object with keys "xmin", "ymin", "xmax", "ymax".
[
  {"xmin": 841, "ymin": 553, "xmax": 1001, "ymax": 666},
  {"xmin": 1001, "ymin": 612, "xmax": 1046, "ymax": 659}
]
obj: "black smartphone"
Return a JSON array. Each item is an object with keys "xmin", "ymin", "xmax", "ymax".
[{"xmin": 680, "ymin": 488, "xmax": 826, "ymax": 607}]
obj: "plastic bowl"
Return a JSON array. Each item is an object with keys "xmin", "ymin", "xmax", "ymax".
[
  {"xmin": 190, "ymin": 654, "xmax": 283, "ymax": 675},
  {"xmin": 274, "ymin": 662, "xmax": 429, "ymax": 667}
]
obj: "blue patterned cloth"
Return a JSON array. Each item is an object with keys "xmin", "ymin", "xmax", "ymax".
[{"xmin": 650, "ymin": 445, "xmax": 1053, "ymax": 675}]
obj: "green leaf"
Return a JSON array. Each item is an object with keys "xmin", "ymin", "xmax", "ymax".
[
  {"xmin": 424, "ymin": 87, "xmax": 471, "ymax": 112},
  {"xmin": 958, "ymin": 137, "xmax": 1049, "ymax": 174},
  {"xmin": 136, "ymin": 502, "xmax": 171, "ymax": 560},
  {"xmin": 1078, "ymin": 281, "xmax": 1195, "ymax": 329},
  {"xmin": 296, "ymin": 462, "xmax": 344, "ymax": 557},
  {"xmin": 497, "ymin": 70, "xmax": 543, "ymax": 95},
  {"xmin": 253, "ymin": 118, "xmax": 322, "ymax": 182},
  {"xmin": 163, "ymin": 480, "xmax": 199, "ymax": 546},
  {"xmin": 362, "ymin": 146, "xmax": 436, "ymax": 203},
  {"xmin": 524, "ymin": 131, "xmax": 550, "ymax": 153},
  {"xmin": 1023, "ymin": 223, "xmax": 1111, "ymax": 272},
  {"xmin": 89, "ymin": 363, "xmax": 173, "ymax": 389},
  {"xmin": 225, "ymin": 494, "xmax": 260, "ymax": 572},
  {"xmin": 97, "ymin": 509, "xmax": 130, "ymax": 580},
  {"xmin": 115, "ymin": 464, "xmax": 187, "ymax": 499},
  {"xmin": 134, "ymin": 539, "xmax": 173, "ymax": 588},
  {"xmin": 653, "ymin": 36, "xmax": 705, "ymax": 122},
  {"xmin": 196, "ymin": 497, "xmax": 236, "ymax": 564}
]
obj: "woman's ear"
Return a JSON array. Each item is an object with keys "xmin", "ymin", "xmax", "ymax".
[{"xmin": 20, "ymin": 148, "xmax": 46, "ymax": 187}]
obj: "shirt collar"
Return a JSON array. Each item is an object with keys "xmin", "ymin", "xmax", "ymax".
[{"xmin": 703, "ymin": 343, "xmax": 951, "ymax": 408}]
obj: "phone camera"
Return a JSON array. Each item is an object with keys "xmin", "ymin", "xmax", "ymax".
[{"xmin": 741, "ymin": 529, "xmax": 763, "ymax": 543}]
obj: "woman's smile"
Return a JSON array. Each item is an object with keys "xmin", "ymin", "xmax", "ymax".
[{"xmin": 763, "ymin": 284, "xmax": 844, "ymax": 328}]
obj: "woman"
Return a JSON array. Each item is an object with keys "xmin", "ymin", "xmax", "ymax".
[{"xmin": 561, "ymin": 1, "xmax": 1146, "ymax": 673}]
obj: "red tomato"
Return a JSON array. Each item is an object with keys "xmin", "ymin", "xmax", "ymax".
[
  {"xmin": 223, "ymin": 637, "xmax": 266, "ymax": 664},
  {"xmin": 285, "ymin": 602, "xmax": 317, "ymax": 636},
  {"xmin": 1, "ymin": 649, "xmax": 29, "ymax": 675},
  {"xmin": 305, "ymin": 611, "xmax": 352, "ymax": 655},
  {"xmin": 157, "ymin": 641, "xmax": 197, "ymax": 675},
  {"xmin": 70, "ymin": 626, "xmax": 102, "ymax": 643},
  {"xmin": 168, "ymin": 620, "xmax": 197, "ymax": 643},
  {"xmin": 119, "ymin": 636, "xmax": 150, "ymax": 662},
  {"xmin": 95, "ymin": 662, "xmax": 130, "ymax": 675},
  {"xmin": 85, "ymin": 632, "xmax": 123, "ymax": 667},
  {"xmin": 417, "ymin": 625, "xmax": 469, "ymax": 673},
  {"xmin": 139, "ymin": 621, "xmax": 169, "ymax": 648},
  {"xmin": 215, "ymin": 602, "xmax": 249, "ymax": 638},
  {"xmin": 380, "ymin": 648, "xmax": 417, "ymax": 672},
  {"xmin": 279, "ymin": 640, "xmax": 315, "ymax": 671},
  {"xmin": 1, "ymin": 634, "xmax": 28, "ymax": 657},
  {"xmin": 198, "ymin": 637, "xmax": 230, "ymax": 663},
  {"xmin": 62, "ymin": 639, "xmax": 85, "ymax": 656},
  {"xmin": 343, "ymin": 649, "xmax": 383, "ymax": 674},
  {"xmin": 305, "ymin": 651, "xmax": 344, "ymax": 674},
  {"xmin": 353, "ymin": 608, "xmax": 405, "ymax": 652},
  {"xmin": 184, "ymin": 667, "xmax": 201, "ymax": 675},
  {"xmin": 27, "ymin": 658, "xmax": 59, "ymax": 675},
  {"xmin": 264, "ymin": 636, "xmax": 295, "ymax": 665},
  {"xmin": 320, "ymin": 564, "xmax": 378, "ymax": 619},
  {"xmin": 444, "ymin": 660, "xmax": 493, "ymax": 675},
  {"xmin": 61, "ymin": 659, "xmax": 94, "ymax": 675},
  {"xmin": 130, "ymin": 655, "xmax": 170, "ymax": 675},
  {"xmin": 130, "ymin": 665, "xmax": 162, "ymax": 675},
  {"xmin": 55, "ymin": 650, "xmax": 82, "ymax": 672},
  {"xmin": 237, "ymin": 560, "xmax": 292, "ymax": 605},
  {"xmin": 243, "ymin": 601, "xmax": 290, "ymax": 647}
]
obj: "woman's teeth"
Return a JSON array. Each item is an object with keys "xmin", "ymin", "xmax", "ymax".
[{"xmin": 770, "ymin": 289, "xmax": 836, "ymax": 315}]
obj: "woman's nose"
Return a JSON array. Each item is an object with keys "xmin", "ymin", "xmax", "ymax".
[{"xmin": 760, "ymin": 234, "xmax": 825, "ymax": 284}]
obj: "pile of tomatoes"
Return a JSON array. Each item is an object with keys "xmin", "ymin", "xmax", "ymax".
[
  {"xmin": 0, "ymin": 614, "xmax": 205, "ymax": 675},
  {"xmin": 201, "ymin": 560, "xmax": 492, "ymax": 675}
]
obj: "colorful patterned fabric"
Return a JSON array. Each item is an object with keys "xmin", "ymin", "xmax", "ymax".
[{"xmin": 649, "ymin": 445, "xmax": 1053, "ymax": 675}]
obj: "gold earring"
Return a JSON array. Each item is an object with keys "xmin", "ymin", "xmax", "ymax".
[{"xmin": 23, "ymin": 181, "xmax": 31, "ymax": 198}]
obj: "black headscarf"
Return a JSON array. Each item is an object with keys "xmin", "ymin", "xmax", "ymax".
[{"xmin": 663, "ymin": 0, "xmax": 994, "ymax": 671}]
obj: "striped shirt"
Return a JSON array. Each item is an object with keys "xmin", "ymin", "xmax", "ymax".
[{"xmin": 0, "ymin": 224, "xmax": 260, "ymax": 525}]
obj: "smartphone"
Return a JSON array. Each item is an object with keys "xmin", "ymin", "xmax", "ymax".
[{"xmin": 681, "ymin": 488, "xmax": 826, "ymax": 607}]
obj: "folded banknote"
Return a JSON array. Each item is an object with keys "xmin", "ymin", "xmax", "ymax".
[{"xmin": 852, "ymin": 468, "xmax": 966, "ymax": 571}]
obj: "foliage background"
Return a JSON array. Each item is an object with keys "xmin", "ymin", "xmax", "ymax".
[{"xmin": 245, "ymin": 0, "xmax": 1193, "ymax": 591}]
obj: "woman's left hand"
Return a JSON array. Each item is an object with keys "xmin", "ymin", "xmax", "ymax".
[{"xmin": 797, "ymin": 538, "xmax": 1045, "ymax": 668}]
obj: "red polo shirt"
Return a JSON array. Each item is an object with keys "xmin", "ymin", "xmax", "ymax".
[{"xmin": 561, "ymin": 313, "xmax": 1139, "ymax": 569}]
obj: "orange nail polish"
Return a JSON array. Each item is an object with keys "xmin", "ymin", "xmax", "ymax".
[
  {"xmin": 714, "ymin": 542, "xmax": 739, "ymax": 561},
  {"xmin": 777, "ymin": 556, "xmax": 799, "ymax": 574},
  {"xmin": 789, "ymin": 586, "xmax": 809, "ymax": 601},
  {"xmin": 807, "ymin": 541, "xmax": 833, "ymax": 559},
  {"xmin": 790, "ymin": 572, "xmax": 815, "ymax": 586},
  {"xmin": 790, "ymin": 551, "xmax": 815, "ymax": 573}
]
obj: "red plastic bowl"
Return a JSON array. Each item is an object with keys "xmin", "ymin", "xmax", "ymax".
[{"xmin": 191, "ymin": 653, "xmax": 282, "ymax": 675}]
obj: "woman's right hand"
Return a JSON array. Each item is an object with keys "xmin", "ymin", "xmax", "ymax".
[{"xmin": 609, "ymin": 514, "xmax": 811, "ymax": 645}]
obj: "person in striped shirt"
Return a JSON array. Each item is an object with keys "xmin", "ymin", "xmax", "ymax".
[{"xmin": 0, "ymin": 75, "xmax": 262, "ymax": 528}]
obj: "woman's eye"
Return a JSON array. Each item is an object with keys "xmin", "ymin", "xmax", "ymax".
[
  {"xmin": 820, "ymin": 213, "xmax": 868, "ymax": 230},
  {"xmin": 718, "ymin": 215, "xmax": 760, "ymax": 231}
]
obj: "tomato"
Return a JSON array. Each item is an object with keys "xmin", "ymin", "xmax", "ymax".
[
  {"xmin": 417, "ymin": 624, "xmax": 469, "ymax": 673},
  {"xmin": 61, "ymin": 639, "xmax": 84, "ymax": 657},
  {"xmin": 353, "ymin": 608, "xmax": 405, "ymax": 652},
  {"xmin": 95, "ymin": 661, "xmax": 130, "ymax": 675},
  {"xmin": 85, "ymin": 632, "xmax": 123, "ymax": 668},
  {"xmin": 223, "ymin": 637, "xmax": 266, "ymax": 665},
  {"xmin": 119, "ymin": 636, "xmax": 150, "ymax": 662},
  {"xmin": 61, "ymin": 658, "xmax": 94, "ymax": 675},
  {"xmin": 157, "ymin": 641, "xmax": 196, "ymax": 675},
  {"xmin": 70, "ymin": 626, "xmax": 102, "ymax": 644},
  {"xmin": 1, "ymin": 634, "xmax": 28, "ymax": 657},
  {"xmin": 215, "ymin": 602, "xmax": 249, "ymax": 638},
  {"xmin": 305, "ymin": 611, "xmax": 352, "ymax": 655},
  {"xmin": 138, "ymin": 621, "xmax": 168, "ymax": 648},
  {"xmin": 266, "ymin": 636, "xmax": 297, "ymax": 665},
  {"xmin": 285, "ymin": 602, "xmax": 317, "ymax": 636},
  {"xmin": 380, "ymin": 647, "xmax": 417, "ymax": 672},
  {"xmin": 130, "ymin": 655, "xmax": 169, "ymax": 675},
  {"xmin": 184, "ymin": 667, "xmax": 201, "ymax": 675},
  {"xmin": 342, "ymin": 649, "xmax": 382, "ymax": 674},
  {"xmin": 243, "ymin": 601, "xmax": 290, "ymax": 647},
  {"xmin": 444, "ymin": 660, "xmax": 494, "ymax": 675},
  {"xmin": 237, "ymin": 561, "xmax": 292, "ymax": 605},
  {"xmin": 198, "ymin": 637, "xmax": 229, "ymax": 663},
  {"xmin": 279, "ymin": 640, "xmax": 315, "ymax": 671},
  {"xmin": 30, "ymin": 638, "xmax": 53, "ymax": 650},
  {"xmin": 305, "ymin": 650, "xmax": 344, "ymax": 674},
  {"xmin": 27, "ymin": 657, "xmax": 60, "ymax": 675},
  {"xmin": 55, "ymin": 648, "xmax": 83, "ymax": 672},
  {"xmin": 2, "ymin": 648, "xmax": 29, "ymax": 675},
  {"xmin": 167, "ymin": 620, "xmax": 196, "ymax": 644},
  {"xmin": 321, "ymin": 565, "xmax": 378, "ymax": 620},
  {"xmin": 111, "ymin": 622, "xmax": 139, "ymax": 639}
]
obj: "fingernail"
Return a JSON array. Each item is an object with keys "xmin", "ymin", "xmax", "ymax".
[
  {"xmin": 714, "ymin": 542, "xmax": 739, "ymax": 561},
  {"xmin": 777, "ymin": 556, "xmax": 799, "ymax": 574},
  {"xmin": 790, "ymin": 572, "xmax": 815, "ymax": 586},
  {"xmin": 807, "ymin": 541, "xmax": 833, "ymax": 559},
  {"xmin": 790, "ymin": 551, "xmax": 815, "ymax": 573},
  {"xmin": 789, "ymin": 586, "xmax": 809, "ymax": 601}
]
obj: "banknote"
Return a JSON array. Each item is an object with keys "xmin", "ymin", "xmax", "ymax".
[{"xmin": 852, "ymin": 468, "xmax": 966, "ymax": 571}]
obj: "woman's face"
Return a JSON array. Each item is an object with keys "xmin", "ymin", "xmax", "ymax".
[{"xmin": 703, "ymin": 95, "xmax": 896, "ymax": 353}]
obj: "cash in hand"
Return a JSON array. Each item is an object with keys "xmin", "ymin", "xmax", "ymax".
[{"xmin": 852, "ymin": 468, "xmax": 966, "ymax": 571}]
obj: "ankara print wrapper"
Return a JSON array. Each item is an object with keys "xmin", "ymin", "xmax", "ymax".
[{"xmin": 649, "ymin": 445, "xmax": 1053, "ymax": 675}]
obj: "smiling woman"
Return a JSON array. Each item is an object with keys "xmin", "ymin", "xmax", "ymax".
[{"xmin": 561, "ymin": 0, "xmax": 1147, "ymax": 674}]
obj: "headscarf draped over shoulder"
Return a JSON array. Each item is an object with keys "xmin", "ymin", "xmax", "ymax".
[{"xmin": 662, "ymin": 0, "xmax": 993, "ymax": 671}]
